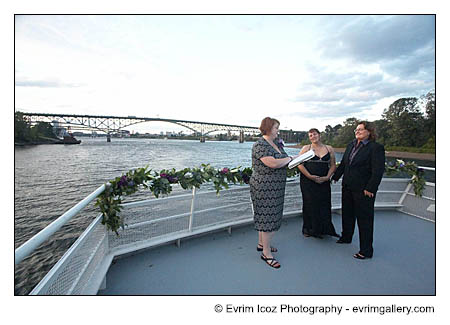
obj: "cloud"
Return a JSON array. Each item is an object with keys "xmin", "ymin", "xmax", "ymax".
[
  {"xmin": 320, "ymin": 16, "xmax": 435, "ymax": 61},
  {"xmin": 294, "ymin": 65, "xmax": 385, "ymax": 100},
  {"xmin": 380, "ymin": 43, "xmax": 435, "ymax": 80},
  {"xmin": 15, "ymin": 79, "xmax": 82, "ymax": 88},
  {"xmin": 279, "ymin": 97, "xmax": 378, "ymax": 122},
  {"xmin": 318, "ymin": 15, "xmax": 435, "ymax": 80},
  {"xmin": 292, "ymin": 100, "xmax": 377, "ymax": 119},
  {"xmin": 300, "ymin": 66, "xmax": 385, "ymax": 93}
]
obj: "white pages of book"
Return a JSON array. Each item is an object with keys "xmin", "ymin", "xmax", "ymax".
[{"xmin": 288, "ymin": 149, "xmax": 315, "ymax": 169}]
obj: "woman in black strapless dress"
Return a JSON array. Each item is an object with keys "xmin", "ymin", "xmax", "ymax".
[{"xmin": 298, "ymin": 128, "xmax": 339, "ymax": 238}]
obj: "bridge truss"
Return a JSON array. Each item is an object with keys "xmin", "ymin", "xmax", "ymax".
[{"xmin": 21, "ymin": 113, "xmax": 260, "ymax": 136}]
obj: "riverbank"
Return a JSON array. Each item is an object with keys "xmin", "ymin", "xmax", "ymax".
[
  {"xmin": 287, "ymin": 145, "xmax": 435, "ymax": 161},
  {"xmin": 15, "ymin": 140, "xmax": 60, "ymax": 146},
  {"xmin": 15, "ymin": 135, "xmax": 81, "ymax": 146}
]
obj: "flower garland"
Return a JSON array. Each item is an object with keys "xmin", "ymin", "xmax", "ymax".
[
  {"xmin": 384, "ymin": 159, "xmax": 426, "ymax": 196},
  {"xmin": 95, "ymin": 164, "xmax": 252, "ymax": 234},
  {"xmin": 96, "ymin": 160, "xmax": 426, "ymax": 234}
]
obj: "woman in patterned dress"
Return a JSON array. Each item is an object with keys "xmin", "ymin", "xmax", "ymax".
[{"xmin": 250, "ymin": 117, "xmax": 298, "ymax": 269}]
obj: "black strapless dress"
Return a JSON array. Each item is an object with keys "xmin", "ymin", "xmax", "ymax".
[{"xmin": 300, "ymin": 151, "xmax": 338, "ymax": 237}]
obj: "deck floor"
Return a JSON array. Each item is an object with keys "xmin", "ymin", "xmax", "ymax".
[{"xmin": 98, "ymin": 210, "xmax": 435, "ymax": 295}]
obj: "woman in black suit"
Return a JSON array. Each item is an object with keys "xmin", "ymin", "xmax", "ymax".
[{"xmin": 332, "ymin": 121, "xmax": 385, "ymax": 260}]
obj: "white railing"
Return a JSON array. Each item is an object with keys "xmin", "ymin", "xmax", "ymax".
[
  {"xmin": 419, "ymin": 166, "xmax": 436, "ymax": 171},
  {"xmin": 15, "ymin": 167, "xmax": 434, "ymax": 295},
  {"xmin": 15, "ymin": 184, "xmax": 106, "ymax": 265}
]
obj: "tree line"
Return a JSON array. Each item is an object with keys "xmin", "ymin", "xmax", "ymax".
[
  {"xmin": 302, "ymin": 91, "xmax": 435, "ymax": 153},
  {"xmin": 14, "ymin": 112, "xmax": 58, "ymax": 143}
]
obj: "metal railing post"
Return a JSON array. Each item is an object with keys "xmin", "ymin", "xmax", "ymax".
[
  {"xmin": 188, "ymin": 187, "xmax": 196, "ymax": 232},
  {"xmin": 398, "ymin": 182, "xmax": 412, "ymax": 206}
]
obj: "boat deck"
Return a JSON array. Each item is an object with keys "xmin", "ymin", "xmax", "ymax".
[{"xmin": 98, "ymin": 210, "xmax": 435, "ymax": 295}]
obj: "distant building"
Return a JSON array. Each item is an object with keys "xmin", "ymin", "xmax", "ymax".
[{"xmin": 115, "ymin": 130, "xmax": 131, "ymax": 137}]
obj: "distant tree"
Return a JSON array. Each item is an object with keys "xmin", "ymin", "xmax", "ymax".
[
  {"xmin": 382, "ymin": 98, "xmax": 426, "ymax": 147},
  {"xmin": 322, "ymin": 125, "xmax": 334, "ymax": 144},
  {"xmin": 15, "ymin": 112, "xmax": 59, "ymax": 143},
  {"xmin": 419, "ymin": 91, "xmax": 436, "ymax": 149},
  {"xmin": 298, "ymin": 131, "xmax": 308, "ymax": 143},
  {"xmin": 333, "ymin": 117, "xmax": 358, "ymax": 146},
  {"xmin": 14, "ymin": 111, "xmax": 32, "ymax": 142},
  {"xmin": 321, "ymin": 124, "xmax": 341, "ymax": 145},
  {"xmin": 30, "ymin": 122, "xmax": 57, "ymax": 139},
  {"xmin": 424, "ymin": 91, "xmax": 436, "ymax": 138},
  {"xmin": 313, "ymin": 91, "xmax": 434, "ymax": 151},
  {"xmin": 373, "ymin": 119, "xmax": 390, "ymax": 145}
]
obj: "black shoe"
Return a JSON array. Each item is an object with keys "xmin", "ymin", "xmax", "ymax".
[
  {"xmin": 336, "ymin": 238, "xmax": 351, "ymax": 244},
  {"xmin": 261, "ymin": 253, "xmax": 281, "ymax": 269},
  {"xmin": 353, "ymin": 253, "xmax": 372, "ymax": 260},
  {"xmin": 257, "ymin": 244, "xmax": 277, "ymax": 252}
]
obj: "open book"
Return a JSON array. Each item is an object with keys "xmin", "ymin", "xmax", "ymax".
[{"xmin": 288, "ymin": 149, "xmax": 315, "ymax": 169}]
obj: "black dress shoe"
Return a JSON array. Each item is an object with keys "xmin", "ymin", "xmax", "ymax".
[
  {"xmin": 353, "ymin": 253, "xmax": 372, "ymax": 260},
  {"xmin": 336, "ymin": 238, "xmax": 351, "ymax": 244}
]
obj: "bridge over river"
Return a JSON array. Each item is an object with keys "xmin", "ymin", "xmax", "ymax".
[{"xmin": 22, "ymin": 112, "xmax": 305, "ymax": 143}]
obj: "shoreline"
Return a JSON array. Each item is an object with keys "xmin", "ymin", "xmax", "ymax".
[
  {"xmin": 286, "ymin": 145, "xmax": 435, "ymax": 161},
  {"xmin": 15, "ymin": 139, "xmax": 81, "ymax": 146},
  {"xmin": 15, "ymin": 140, "xmax": 61, "ymax": 146}
]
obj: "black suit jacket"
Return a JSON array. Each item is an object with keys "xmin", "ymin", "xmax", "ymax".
[{"xmin": 332, "ymin": 140, "xmax": 385, "ymax": 194}]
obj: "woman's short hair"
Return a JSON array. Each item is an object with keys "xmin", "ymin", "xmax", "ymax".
[
  {"xmin": 358, "ymin": 121, "xmax": 377, "ymax": 141},
  {"xmin": 259, "ymin": 117, "xmax": 280, "ymax": 135},
  {"xmin": 308, "ymin": 128, "xmax": 320, "ymax": 135}
]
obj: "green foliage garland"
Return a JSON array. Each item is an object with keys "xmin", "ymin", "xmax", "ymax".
[
  {"xmin": 385, "ymin": 159, "xmax": 426, "ymax": 196},
  {"xmin": 96, "ymin": 160, "xmax": 426, "ymax": 234},
  {"xmin": 95, "ymin": 164, "xmax": 253, "ymax": 234}
]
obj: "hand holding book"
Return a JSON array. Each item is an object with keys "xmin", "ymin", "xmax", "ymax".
[{"xmin": 288, "ymin": 149, "xmax": 315, "ymax": 169}]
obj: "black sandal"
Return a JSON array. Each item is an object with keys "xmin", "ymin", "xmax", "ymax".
[
  {"xmin": 353, "ymin": 253, "xmax": 372, "ymax": 260},
  {"xmin": 260, "ymin": 254, "xmax": 281, "ymax": 269},
  {"xmin": 257, "ymin": 244, "xmax": 278, "ymax": 252}
]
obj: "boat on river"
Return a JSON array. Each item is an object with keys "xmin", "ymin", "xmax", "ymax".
[
  {"xmin": 56, "ymin": 135, "xmax": 81, "ymax": 144},
  {"xmin": 14, "ymin": 170, "xmax": 435, "ymax": 295}
]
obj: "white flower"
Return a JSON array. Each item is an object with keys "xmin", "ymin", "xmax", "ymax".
[{"xmin": 184, "ymin": 172, "xmax": 193, "ymax": 178}]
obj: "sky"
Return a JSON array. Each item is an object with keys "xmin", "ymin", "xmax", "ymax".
[{"xmin": 15, "ymin": 15, "xmax": 435, "ymax": 134}]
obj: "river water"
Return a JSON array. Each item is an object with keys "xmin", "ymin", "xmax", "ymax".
[{"xmin": 14, "ymin": 138, "xmax": 434, "ymax": 294}]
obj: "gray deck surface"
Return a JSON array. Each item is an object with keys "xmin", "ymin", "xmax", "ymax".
[{"xmin": 98, "ymin": 210, "xmax": 435, "ymax": 295}]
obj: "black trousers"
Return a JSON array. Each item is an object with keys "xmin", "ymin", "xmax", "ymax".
[{"xmin": 341, "ymin": 187, "xmax": 375, "ymax": 257}]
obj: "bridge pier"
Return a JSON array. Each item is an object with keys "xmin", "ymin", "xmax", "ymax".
[
  {"xmin": 200, "ymin": 136, "xmax": 206, "ymax": 143},
  {"xmin": 107, "ymin": 133, "xmax": 111, "ymax": 142},
  {"xmin": 239, "ymin": 131, "xmax": 244, "ymax": 143}
]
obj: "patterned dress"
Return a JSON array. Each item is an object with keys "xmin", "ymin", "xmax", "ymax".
[{"xmin": 250, "ymin": 138, "xmax": 288, "ymax": 232}]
